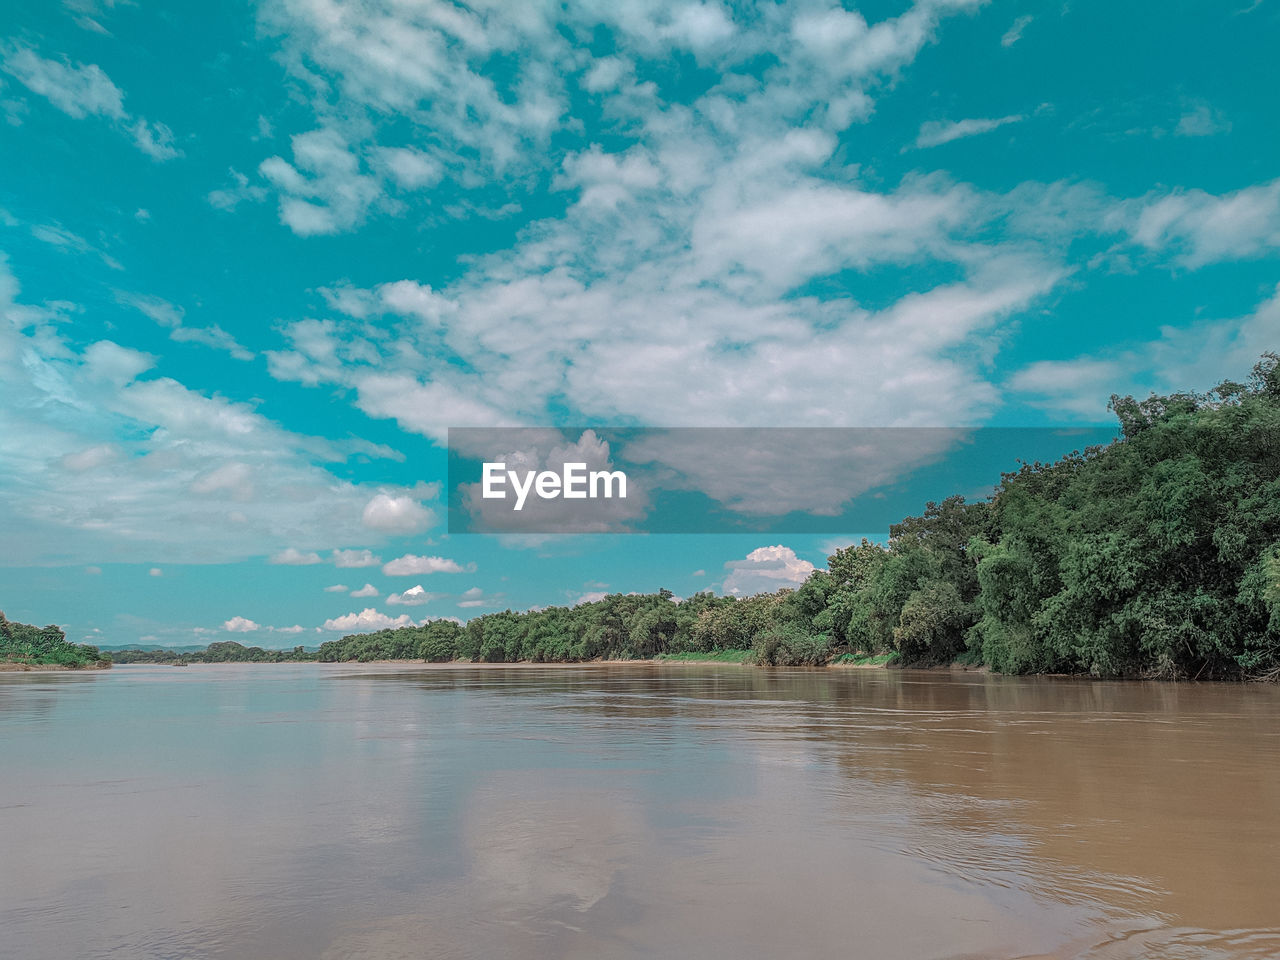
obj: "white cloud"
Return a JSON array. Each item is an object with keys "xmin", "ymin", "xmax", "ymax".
[
  {"xmin": 1128, "ymin": 178, "xmax": 1280, "ymax": 267},
  {"xmin": 273, "ymin": 624, "xmax": 305, "ymax": 634},
  {"xmin": 351, "ymin": 582, "xmax": 380, "ymax": 597},
  {"xmin": 331, "ymin": 548, "xmax": 381, "ymax": 568},
  {"xmin": 149, "ymin": 567, "xmax": 163, "ymax": 577},
  {"xmin": 271, "ymin": 547, "xmax": 324, "ymax": 565},
  {"xmin": 457, "ymin": 586, "xmax": 503, "ymax": 608},
  {"xmin": 208, "ymin": 169, "xmax": 268, "ymax": 212},
  {"xmin": 1175, "ymin": 102, "xmax": 1231, "ymax": 138},
  {"xmin": 85, "ymin": 565, "xmax": 102, "ymax": 575},
  {"xmin": 0, "ymin": 42, "xmax": 180, "ymax": 160},
  {"xmin": 361, "ymin": 491, "xmax": 433, "ymax": 534},
  {"xmin": 324, "ymin": 583, "xmax": 349, "ymax": 592},
  {"xmin": 224, "ymin": 615, "xmax": 261, "ymax": 632},
  {"xmin": 61, "ymin": 443, "xmax": 121, "ymax": 472},
  {"xmin": 1001, "ymin": 15, "xmax": 1032, "ymax": 47},
  {"xmin": 387, "ymin": 584, "xmax": 440, "ymax": 606},
  {"xmin": 260, "ymin": 127, "xmax": 382, "ymax": 235},
  {"xmin": 383, "ymin": 553, "xmax": 470, "ymax": 575},
  {"xmin": 375, "ymin": 146, "xmax": 443, "ymax": 190},
  {"xmin": 914, "ymin": 115, "xmax": 1023, "ymax": 149},
  {"xmin": 1009, "ymin": 284, "xmax": 1280, "ymax": 417},
  {"xmin": 722, "ymin": 545, "xmax": 815, "ymax": 597},
  {"xmin": 0, "ymin": 43, "xmax": 124, "ymax": 118},
  {"xmin": 0, "ymin": 257, "xmax": 424, "ymax": 565},
  {"xmin": 321, "ymin": 607, "xmax": 415, "ymax": 631}
]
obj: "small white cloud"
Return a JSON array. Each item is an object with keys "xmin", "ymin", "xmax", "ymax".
[
  {"xmin": 324, "ymin": 584, "xmax": 349, "ymax": 593},
  {"xmin": 321, "ymin": 608, "xmax": 415, "ymax": 631},
  {"xmin": 61, "ymin": 443, "xmax": 121, "ymax": 472},
  {"xmin": 691, "ymin": 569, "xmax": 706, "ymax": 577},
  {"xmin": 457, "ymin": 586, "xmax": 504, "ymax": 609},
  {"xmin": 85, "ymin": 565, "xmax": 102, "ymax": 575},
  {"xmin": 383, "ymin": 553, "xmax": 470, "ymax": 576},
  {"xmin": 361, "ymin": 492, "xmax": 432, "ymax": 534},
  {"xmin": 914, "ymin": 115, "xmax": 1024, "ymax": 149},
  {"xmin": 573, "ymin": 591, "xmax": 609, "ymax": 607},
  {"xmin": 375, "ymin": 146, "xmax": 442, "ymax": 190},
  {"xmin": 331, "ymin": 548, "xmax": 381, "ymax": 568},
  {"xmin": 149, "ymin": 567, "xmax": 163, "ymax": 577},
  {"xmin": 271, "ymin": 547, "xmax": 323, "ymax": 565},
  {"xmin": 273, "ymin": 624, "xmax": 305, "ymax": 634},
  {"xmin": 1175, "ymin": 102, "xmax": 1231, "ymax": 138},
  {"xmin": 224, "ymin": 615, "xmax": 260, "ymax": 632},
  {"xmin": 351, "ymin": 583, "xmax": 380, "ymax": 598},
  {"xmin": 1001, "ymin": 15, "xmax": 1032, "ymax": 47},
  {"xmin": 387, "ymin": 584, "xmax": 438, "ymax": 606},
  {"xmin": 722, "ymin": 545, "xmax": 815, "ymax": 597}
]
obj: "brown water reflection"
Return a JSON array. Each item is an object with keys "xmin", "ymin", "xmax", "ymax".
[{"xmin": 1, "ymin": 664, "xmax": 1277, "ymax": 959}]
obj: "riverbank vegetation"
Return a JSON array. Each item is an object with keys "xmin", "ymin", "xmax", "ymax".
[
  {"xmin": 0, "ymin": 612, "xmax": 108, "ymax": 668},
  {"xmin": 109, "ymin": 641, "xmax": 315, "ymax": 664}
]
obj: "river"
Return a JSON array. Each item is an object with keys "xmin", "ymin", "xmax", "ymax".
[{"xmin": 2, "ymin": 663, "xmax": 1278, "ymax": 959}]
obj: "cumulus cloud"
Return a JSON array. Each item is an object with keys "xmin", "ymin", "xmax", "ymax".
[
  {"xmin": 321, "ymin": 607, "xmax": 416, "ymax": 631},
  {"xmin": 331, "ymin": 548, "xmax": 382, "ymax": 568},
  {"xmin": 361, "ymin": 492, "xmax": 433, "ymax": 533},
  {"xmin": 387, "ymin": 584, "xmax": 441, "ymax": 606},
  {"xmin": 324, "ymin": 583, "xmax": 349, "ymax": 592},
  {"xmin": 350, "ymin": 583, "xmax": 379, "ymax": 597},
  {"xmin": 224, "ymin": 615, "xmax": 261, "ymax": 632},
  {"xmin": 383, "ymin": 553, "xmax": 470, "ymax": 576},
  {"xmin": 271, "ymin": 547, "xmax": 323, "ymax": 565},
  {"xmin": 259, "ymin": 127, "xmax": 382, "ymax": 235},
  {"xmin": 722, "ymin": 545, "xmax": 815, "ymax": 597}
]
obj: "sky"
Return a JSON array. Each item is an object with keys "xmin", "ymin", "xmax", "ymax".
[{"xmin": 1, "ymin": 0, "xmax": 1277, "ymax": 648}]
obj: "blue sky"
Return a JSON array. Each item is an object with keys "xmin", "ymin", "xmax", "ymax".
[{"xmin": 1, "ymin": 0, "xmax": 1277, "ymax": 647}]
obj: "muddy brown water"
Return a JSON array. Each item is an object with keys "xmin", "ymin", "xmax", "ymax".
[{"xmin": 2, "ymin": 663, "xmax": 1277, "ymax": 959}]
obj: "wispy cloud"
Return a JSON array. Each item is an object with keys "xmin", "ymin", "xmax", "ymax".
[
  {"xmin": 1175, "ymin": 102, "xmax": 1231, "ymax": 137},
  {"xmin": 1001, "ymin": 15, "xmax": 1033, "ymax": 47},
  {"xmin": 0, "ymin": 42, "xmax": 180, "ymax": 159},
  {"xmin": 913, "ymin": 114, "xmax": 1024, "ymax": 149}
]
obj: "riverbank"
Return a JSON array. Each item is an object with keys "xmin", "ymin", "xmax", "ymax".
[{"xmin": 0, "ymin": 660, "xmax": 112, "ymax": 672}]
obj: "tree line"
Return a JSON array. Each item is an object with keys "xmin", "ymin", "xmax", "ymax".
[{"xmin": 108, "ymin": 641, "xmax": 316, "ymax": 664}]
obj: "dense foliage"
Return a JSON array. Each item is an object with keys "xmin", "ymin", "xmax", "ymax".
[
  {"xmin": 325, "ymin": 356, "xmax": 1280, "ymax": 679},
  {"xmin": 0, "ymin": 612, "xmax": 108, "ymax": 667}
]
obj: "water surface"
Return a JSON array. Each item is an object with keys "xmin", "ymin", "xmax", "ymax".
[{"xmin": 2, "ymin": 664, "xmax": 1278, "ymax": 959}]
